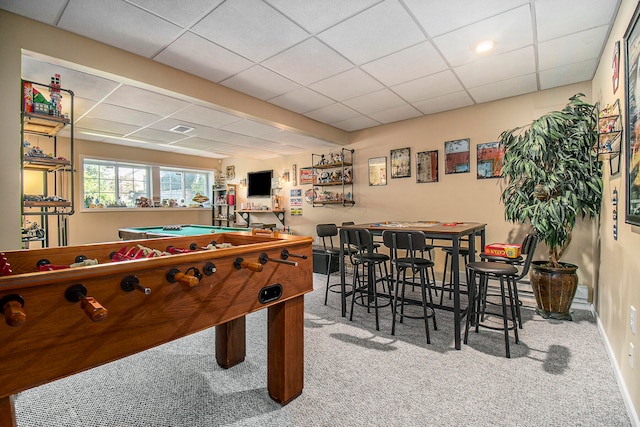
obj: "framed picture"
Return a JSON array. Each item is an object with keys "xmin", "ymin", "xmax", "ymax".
[
  {"xmin": 476, "ymin": 142, "xmax": 504, "ymax": 179},
  {"xmin": 390, "ymin": 147, "xmax": 411, "ymax": 178},
  {"xmin": 624, "ymin": 3, "xmax": 640, "ymax": 226},
  {"xmin": 416, "ymin": 150, "xmax": 438, "ymax": 183},
  {"xmin": 299, "ymin": 167, "xmax": 314, "ymax": 185},
  {"xmin": 368, "ymin": 157, "xmax": 387, "ymax": 186},
  {"xmin": 444, "ymin": 138, "xmax": 470, "ymax": 174}
]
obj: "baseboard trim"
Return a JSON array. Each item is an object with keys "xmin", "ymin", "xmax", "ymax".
[{"xmin": 594, "ymin": 309, "xmax": 640, "ymax": 427}]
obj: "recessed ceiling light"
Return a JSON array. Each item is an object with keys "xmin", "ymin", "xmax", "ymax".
[
  {"xmin": 170, "ymin": 124, "xmax": 194, "ymax": 134},
  {"xmin": 475, "ymin": 40, "xmax": 494, "ymax": 53}
]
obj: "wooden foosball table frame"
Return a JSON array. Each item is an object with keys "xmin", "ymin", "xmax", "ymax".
[{"xmin": 0, "ymin": 230, "xmax": 313, "ymax": 426}]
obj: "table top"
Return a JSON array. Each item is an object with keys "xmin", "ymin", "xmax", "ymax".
[{"xmin": 341, "ymin": 221, "xmax": 486, "ymax": 236}]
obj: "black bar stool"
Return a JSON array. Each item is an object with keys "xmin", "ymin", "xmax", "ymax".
[
  {"xmin": 342, "ymin": 227, "xmax": 391, "ymax": 331},
  {"xmin": 316, "ymin": 223, "xmax": 343, "ymax": 305},
  {"xmin": 479, "ymin": 233, "xmax": 538, "ymax": 328},
  {"xmin": 464, "ymin": 261, "xmax": 519, "ymax": 358},
  {"xmin": 439, "ymin": 246, "xmax": 470, "ymax": 304},
  {"xmin": 383, "ymin": 230, "xmax": 437, "ymax": 344}
]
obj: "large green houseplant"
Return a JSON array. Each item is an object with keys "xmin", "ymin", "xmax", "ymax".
[{"xmin": 499, "ymin": 93, "xmax": 603, "ymax": 319}]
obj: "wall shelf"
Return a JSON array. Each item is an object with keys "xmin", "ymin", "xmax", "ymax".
[
  {"xmin": 596, "ymin": 99, "xmax": 622, "ymax": 174},
  {"xmin": 311, "ymin": 148, "xmax": 354, "ymax": 207}
]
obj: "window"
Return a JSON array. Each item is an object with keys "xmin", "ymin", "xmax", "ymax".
[
  {"xmin": 83, "ymin": 160, "xmax": 149, "ymax": 207},
  {"xmin": 82, "ymin": 158, "xmax": 212, "ymax": 209},
  {"xmin": 159, "ymin": 168, "xmax": 209, "ymax": 205}
]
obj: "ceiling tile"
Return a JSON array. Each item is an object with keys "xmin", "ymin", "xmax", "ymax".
[
  {"xmin": 104, "ymin": 85, "xmax": 190, "ymax": 116},
  {"xmin": 58, "ymin": 0, "xmax": 183, "ymax": 57},
  {"xmin": 0, "ymin": 0, "xmax": 67, "ymax": 24},
  {"xmin": 539, "ymin": 59, "xmax": 598, "ymax": 90},
  {"xmin": 265, "ymin": 0, "xmax": 381, "ymax": 33},
  {"xmin": 260, "ymin": 131, "xmax": 338, "ymax": 149},
  {"xmin": 392, "ymin": 70, "xmax": 463, "ymax": 103},
  {"xmin": 262, "ymin": 38, "xmax": 353, "ymax": 85},
  {"xmin": 404, "ymin": 0, "xmax": 528, "ymax": 37},
  {"xmin": 147, "ymin": 118, "xmax": 199, "ymax": 134},
  {"xmin": 331, "ymin": 115, "xmax": 381, "ymax": 132},
  {"xmin": 432, "ymin": 5, "xmax": 533, "ymax": 67},
  {"xmin": 538, "ymin": 26, "xmax": 609, "ymax": 71},
  {"xmin": 154, "ymin": 32, "xmax": 253, "ymax": 82},
  {"xmin": 74, "ymin": 117, "xmax": 141, "ymax": 137},
  {"xmin": 221, "ymin": 66, "xmax": 301, "ymax": 100},
  {"xmin": 73, "ymin": 97, "xmax": 99, "ymax": 118},
  {"xmin": 190, "ymin": 0, "xmax": 309, "ymax": 62},
  {"xmin": 361, "ymin": 42, "xmax": 448, "ymax": 87},
  {"xmin": 127, "ymin": 127, "xmax": 187, "ymax": 143},
  {"xmin": 268, "ymin": 87, "xmax": 335, "ymax": 114},
  {"xmin": 413, "ymin": 91, "xmax": 474, "ymax": 115},
  {"xmin": 128, "ymin": 0, "xmax": 222, "ymax": 28},
  {"xmin": 304, "ymin": 103, "xmax": 361, "ymax": 123},
  {"xmin": 169, "ymin": 105, "xmax": 242, "ymax": 128},
  {"xmin": 343, "ymin": 89, "xmax": 406, "ymax": 115},
  {"xmin": 21, "ymin": 56, "xmax": 121, "ymax": 102},
  {"xmin": 536, "ymin": 0, "xmax": 619, "ymax": 42},
  {"xmin": 86, "ymin": 103, "xmax": 161, "ymax": 127},
  {"xmin": 368, "ymin": 104, "xmax": 422, "ymax": 124},
  {"xmin": 317, "ymin": 0, "xmax": 425, "ymax": 65},
  {"xmin": 468, "ymin": 74, "xmax": 538, "ymax": 103},
  {"xmin": 309, "ymin": 68, "xmax": 383, "ymax": 101},
  {"xmin": 221, "ymin": 119, "xmax": 284, "ymax": 138},
  {"xmin": 455, "ymin": 46, "xmax": 535, "ymax": 88}
]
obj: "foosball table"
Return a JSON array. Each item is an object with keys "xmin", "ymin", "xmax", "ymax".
[{"xmin": 0, "ymin": 229, "xmax": 313, "ymax": 426}]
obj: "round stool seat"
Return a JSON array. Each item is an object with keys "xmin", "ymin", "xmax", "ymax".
[
  {"xmin": 394, "ymin": 257, "xmax": 434, "ymax": 269},
  {"xmin": 441, "ymin": 246, "xmax": 470, "ymax": 255},
  {"xmin": 355, "ymin": 252, "xmax": 389, "ymax": 263},
  {"xmin": 466, "ymin": 261, "xmax": 518, "ymax": 276},
  {"xmin": 325, "ymin": 247, "xmax": 342, "ymax": 256}
]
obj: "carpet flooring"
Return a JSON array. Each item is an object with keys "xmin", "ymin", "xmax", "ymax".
[{"xmin": 14, "ymin": 273, "xmax": 632, "ymax": 426}]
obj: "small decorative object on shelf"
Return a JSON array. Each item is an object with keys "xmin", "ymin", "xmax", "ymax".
[
  {"xmin": 596, "ymin": 99, "xmax": 622, "ymax": 174},
  {"xmin": 311, "ymin": 148, "xmax": 355, "ymax": 207}
]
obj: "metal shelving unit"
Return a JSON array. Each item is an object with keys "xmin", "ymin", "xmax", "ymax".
[{"xmin": 21, "ymin": 79, "xmax": 74, "ymax": 247}]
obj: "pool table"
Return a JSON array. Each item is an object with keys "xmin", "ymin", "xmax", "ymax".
[{"xmin": 118, "ymin": 224, "xmax": 250, "ymax": 240}]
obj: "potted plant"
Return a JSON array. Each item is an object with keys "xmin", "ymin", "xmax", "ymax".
[{"xmin": 498, "ymin": 93, "xmax": 603, "ymax": 320}]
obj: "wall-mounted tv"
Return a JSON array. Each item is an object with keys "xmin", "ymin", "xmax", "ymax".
[{"xmin": 247, "ymin": 170, "xmax": 272, "ymax": 197}]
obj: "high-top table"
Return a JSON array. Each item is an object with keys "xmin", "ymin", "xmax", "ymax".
[{"xmin": 339, "ymin": 221, "xmax": 486, "ymax": 350}]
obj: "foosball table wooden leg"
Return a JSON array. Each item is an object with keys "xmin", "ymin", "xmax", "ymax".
[
  {"xmin": 215, "ymin": 316, "xmax": 246, "ymax": 369},
  {"xmin": 267, "ymin": 295, "xmax": 304, "ymax": 405},
  {"xmin": 0, "ymin": 395, "xmax": 17, "ymax": 427}
]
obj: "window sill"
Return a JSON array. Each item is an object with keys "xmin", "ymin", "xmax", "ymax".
[{"xmin": 80, "ymin": 207, "xmax": 211, "ymax": 213}]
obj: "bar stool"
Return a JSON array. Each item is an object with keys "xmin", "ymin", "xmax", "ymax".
[
  {"xmin": 316, "ymin": 223, "xmax": 343, "ymax": 305},
  {"xmin": 479, "ymin": 233, "xmax": 538, "ymax": 328},
  {"xmin": 464, "ymin": 261, "xmax": 519, "ymax": 358},
  {"xmin": 439, "ymin": 246, "xmax": 470, "ymax": 304},
  {"xmin": 342, "ymin": 228, "xmax": 391, "ymax": 331},
  {"xmin": 383, "ymin": 230, "xmax": 437, "ymax": 344}
]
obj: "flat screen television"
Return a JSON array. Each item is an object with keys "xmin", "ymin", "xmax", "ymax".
[{"xmin": 247, "ymin": 170, "xmax": 272, "ymax": 197}]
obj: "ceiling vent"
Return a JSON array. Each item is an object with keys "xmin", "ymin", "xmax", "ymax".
[{"xmin": 170, "ymin": 124, "xmax": 194, "ymax": 134}]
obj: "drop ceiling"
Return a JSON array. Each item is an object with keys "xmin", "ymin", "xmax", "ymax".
[{"xmin": 1, "ymin": 0, "xmax": 621, "ymax": 160}]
